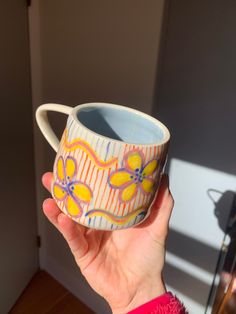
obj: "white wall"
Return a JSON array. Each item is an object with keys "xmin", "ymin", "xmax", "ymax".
[
  {"xmin": 29, "ymin": 1, "xmax": 166, "ymax": 313},
  {"xmin": 153, "ymin": 1, "xmax": 236, "ymax": 313}
]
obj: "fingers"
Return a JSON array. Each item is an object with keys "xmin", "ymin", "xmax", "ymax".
[
  {"xmin": 57, "ymin": 214, "xmax": 89, "ymax": 260},
  {"xmin": 43, "ymin": 198, "xmax": 88, "ymax": 262},
  {"xmin": 155, "ymin": 175, "xmax": 173, "ymax": 209},
  {"xmin": 151, "ymin": 174, "xmax": 174, "ymax": 225},
  {"xmin": 42, "ymin": 172, "xmax": 53, "ymax": 193},
  {"xmin": 43, "ymin": 198, "xmax": 61, "ymax": 229},
  {"xmin": 139, "ymin": 174, "xmax": 174, "ymax": 234}
]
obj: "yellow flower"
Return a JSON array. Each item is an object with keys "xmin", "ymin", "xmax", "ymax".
[
  {"xmin": 108, "ymin": 150, "xmax": 158, "ymax": 203},
  {"xmin": 52, "ymin": 156, "xmax": 92, "ymax": 217}
]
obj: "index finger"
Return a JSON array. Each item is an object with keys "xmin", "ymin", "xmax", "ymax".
[{"xmin": 42, "ymin": 172, "xmax": 53, "ymax": 193}]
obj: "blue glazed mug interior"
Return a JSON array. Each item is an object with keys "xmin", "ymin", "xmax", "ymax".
[{"xmin": 76, "ymin": 105, "xmax": 167, "ymax": 145}]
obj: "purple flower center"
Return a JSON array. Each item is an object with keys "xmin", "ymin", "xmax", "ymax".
[{"xmin": 130, "ymin": 168, "xmax": 145, "ymax": 183}]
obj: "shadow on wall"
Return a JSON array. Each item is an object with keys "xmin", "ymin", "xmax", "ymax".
[
  {"xmin": 151, "ymin": 0, "xmax": 236, "ymax": 311},
  {"xmin": 152, "ymin": 0, "xmax": 236, "ymax": 306},
  {"xmin": 163, "ymin": 189, "xmax": 236, "ymax": 307},
  {"xmin": 152, "ymin": 0, "xmax": 236, "ymax": 176}
]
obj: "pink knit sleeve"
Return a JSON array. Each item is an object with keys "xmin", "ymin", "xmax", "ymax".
[{"xmin": 127, "ymin": 292, "xmax": 188, "ymax": 314}]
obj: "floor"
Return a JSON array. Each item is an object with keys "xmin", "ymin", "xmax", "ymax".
[{"xmin": 9, "ymin": 270, "xmax": 95, "ymax": 314}]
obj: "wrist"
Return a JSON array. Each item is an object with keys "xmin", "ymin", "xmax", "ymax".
[{"xmin": 111, "ymin": 279, "xmax": 166, "ymax": 314}]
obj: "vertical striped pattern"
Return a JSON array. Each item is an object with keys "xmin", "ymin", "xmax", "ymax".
[{"xmin": 52, "ymin": 116, "xmax": 169, "ymax": 230}]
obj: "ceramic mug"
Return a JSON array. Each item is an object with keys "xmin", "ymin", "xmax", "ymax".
[{"xmin": 36, "ymin": 103, "xmax": 170, "ymax": 230}]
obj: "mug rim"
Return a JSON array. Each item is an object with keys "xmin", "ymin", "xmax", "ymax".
[{"xmin": 71, "ymin": 102, "xmax": 170, "ymax": 147}]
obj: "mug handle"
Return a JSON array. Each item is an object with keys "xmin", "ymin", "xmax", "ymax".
[{"xmin": 36, "ymin": 103, "xmax": 73, "ymax": 152}]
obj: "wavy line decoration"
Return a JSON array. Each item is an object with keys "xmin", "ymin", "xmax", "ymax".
[
  {"xmin": 62, "ymin": 130, "xmax": 118, "ymax": 169},
  {"xmin": 85, "ymin": 206, "xmax": 146, "ymax": 226}
]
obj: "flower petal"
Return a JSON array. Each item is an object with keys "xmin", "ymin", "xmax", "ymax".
[
  {"xmin": 124, "ymin": 150, "xmax": 144, "ymax": 171},
  {"xmin": 142, "ymin": 159, "xmax": 158, "ymax": 176},
  {"xmin": 65, "ymin": 195, "xmax": 83, "ymax": 217},
  {"xmin": 56, "ymin": 156, "xmax": 65, "ymax": 182},
  {"xmin": 70, "ymin": 181, "xmax": 92, "ymax": 203},
  {"xmin": 141, "ymin": 178, "xmax": 155, "ymax": 194},
  {"xmin": 109, "ymin": 169, "xmax": 133, "ymax": 188},
  {"xmin": 119, "ymin": 183, "xmax": 137, "ymax": 202},
  {"xmin": 52, "ymin": 183, "xmax": 67, "ymax": 201},
  {"xmin": 65, "ymin": 156, "xmax": 77, "ymax": 181}
]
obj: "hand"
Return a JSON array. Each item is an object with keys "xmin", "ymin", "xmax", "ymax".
[{"xmin": 42, "ymin": 173, "xmax": 174, "ymax": 314}]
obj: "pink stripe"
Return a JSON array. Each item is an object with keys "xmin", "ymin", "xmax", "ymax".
[
  {"xmin": 93, "ymin": 168, "xmax": 100, "ymax": 208},
  {"xmin": 80, "ymin": 151, "xmax": 87, "ymax": 180},
  {"xmin": 88, "ymin": 164, "xmax": 95, "ymax": 186},
  {"xmin": 98, "ymin": 169, "xmax": 107, "ymax": 208}
]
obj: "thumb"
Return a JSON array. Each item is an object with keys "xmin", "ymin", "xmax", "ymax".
[
  {"xmin": 139, "ymin": 175, "xmax": 174, "ymax": 238},
  {"xmin": 154, "ymin": 174, "xmax": 173, "ymax": 217}
]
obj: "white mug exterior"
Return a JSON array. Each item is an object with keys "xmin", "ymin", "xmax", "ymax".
[{"xmin": 36, "ymin": 103, "xmax": 170, "ymax": 230}]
